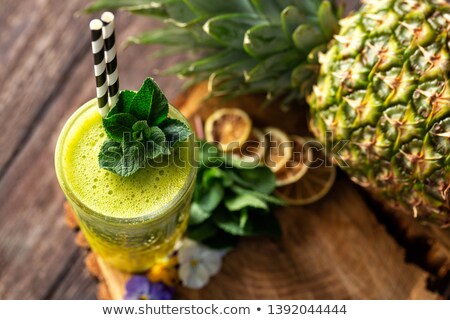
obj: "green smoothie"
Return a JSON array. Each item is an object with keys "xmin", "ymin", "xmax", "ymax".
[{"xmin": 55, "ymin": 99, "xmax": 197, "ymax": 272}]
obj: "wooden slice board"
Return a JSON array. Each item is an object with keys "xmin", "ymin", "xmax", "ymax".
[{"xmin": 66, "ymin": 83, "xmax": 447, "ymax": 300}]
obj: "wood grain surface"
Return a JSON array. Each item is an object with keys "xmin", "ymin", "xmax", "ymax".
[
  {"xmin": 0, "ymin": 0, "xmax": 183, "ymax": 299},
  {"xmin": 0, "ymin": 0, "xmax": 447, "ymax": 300}
]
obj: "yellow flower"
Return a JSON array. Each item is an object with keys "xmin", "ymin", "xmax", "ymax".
[{"xmin": 147, "ymin": 256, "xmax": 179, "ymax": 287}]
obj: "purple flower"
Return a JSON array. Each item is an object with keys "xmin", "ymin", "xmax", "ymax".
[{"xmin": 124, "ymin": 275, "xmax": 174, "ymax": 300}]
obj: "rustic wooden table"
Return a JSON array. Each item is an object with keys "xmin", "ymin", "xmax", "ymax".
[
  {"xmin": 0, "ymin": 0, "xmax": 188, "ymax": 299},
  {"xmin": 1, "ymin": 0, "xmax": 448, "ymax": 300}
]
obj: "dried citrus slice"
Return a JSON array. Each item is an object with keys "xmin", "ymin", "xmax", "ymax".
[
  {"xmin": 233, "ymin": 128, "xmax": 265, "ymax": 163},
  {"xmin": 275, "ymin": 135, "xmax": 311, "ymax": 187},
  {"xmin": 263, "ymin": 127, "xmax": 293, "ymax": 173},
  {"xmin": 204, "ymin": 108, "xmax": 252, "ymax": 152},
  {"xmin": 275, "ymin": 138, "xmax": 336, "ymax": 205}
]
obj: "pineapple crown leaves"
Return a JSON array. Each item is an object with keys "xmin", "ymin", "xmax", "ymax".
[{"xmin": 85, "ymin": 0, "xmax": 343, "ymax": 105}]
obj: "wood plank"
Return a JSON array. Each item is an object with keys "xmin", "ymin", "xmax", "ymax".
[
  {"xmin": 46, "ymin": 252, "xmax": 97, "ymax": 300},
  {"xmin": 0, "ymin": 6, "xmax": 184, "ymax": 299},
  {"xmin": 96, "ymin": 258, "xmax": 128, "ymax": 300},
  {"xmin": 0, "ymin": 0, "xmax": 93, "ymax": 176}
]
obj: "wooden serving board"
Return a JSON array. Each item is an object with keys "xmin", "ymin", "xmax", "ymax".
[{"xmin": 67, "ymin": 83, "xmax": 448, "ymax": 299}]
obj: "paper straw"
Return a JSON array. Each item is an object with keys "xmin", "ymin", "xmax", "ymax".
[
  {"xmin": 89, "ymin": 19, "xmax": 109, "ymax": 118},
  {"xmin": 101, "ymin": 12, "xmax": 119, "ymax": 110}
]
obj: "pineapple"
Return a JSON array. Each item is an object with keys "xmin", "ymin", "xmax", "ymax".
[
  {"xmin": 309, "ymin": 0, "xmax": 450, "ymax": 224},
  {"xmin": 86, "ymin": 0, "xmax": 450, "ymax": 225}
]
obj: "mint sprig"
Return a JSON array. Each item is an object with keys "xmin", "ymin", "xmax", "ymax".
[
  {"xmin": 187, "ymin": 141, "xmax": 284, "ymax": 249},
  {"xmin": 98, "ymin": 135, "xmax": 145, "ymax": 177},
  {"xmin": 98, "ymin": 78, "xmax": 189, "ymax": 177}
]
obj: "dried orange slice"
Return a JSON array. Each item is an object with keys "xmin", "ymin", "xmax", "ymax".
[
  {"xmin": 233, "ymin": 128, "xmax": 265, "ymax": 163},
  {"xmin": 263, "ymin": 127, "xmax": 293, "ymax": 173},
  {"xmin": 205, "ymin": 108, "xmax": 252, "ymax": 152},
  {"xmin": 275, "ymin": 138, "xmax": 336, "ymax": 205},
  {"xmin": 275, "ymin": 135, "xmax": 311, "ymax": 187}
]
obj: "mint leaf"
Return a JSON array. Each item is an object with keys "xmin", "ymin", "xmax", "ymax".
[
  {"xmin": 187, "ymin": 140, "xmax": 283, "ymax": 248},
  {"xmin": 223, "ymin": 153, "xmax": 261, "ymax": 169},
  {"xmin": 160, "ymin": 118, "xmax": 190, "ymax": 147},
  {"xmin": 187, "ymin": 220, "xmax": 218, "ymax": 241},
  {"xmin": 198, "ymin": 180, "xmax": 223, "ymax": 212},
  {"xmin": 132, "ymin": 120, "xmax": 152, "ymax": 142},
  {"xmin": 230, "ymin": 166, "xmax": 276, "ymax": 194},
  {"xmin": 121, "ymin": 90, "xmax": 137, "ymax": 114},
  {"xmin": 224, "ymin": 193, "xmax": 269, "ymax": 212},
  {"xmin": 221, "ymin": 170, "xmax": 234, "ymax": 187},
  {"xmin": 213, "ymin": 208, "xmax": 281, "ymax": 237},
  {"xmin": 98, "ymin": 137, "xmax": 145, "ymax": 177},
  {"xmin": 231, "ymin": 185, "xmax": 285, "ymax": 206},
  {"xmin": 103, "ymin": 113, "xmax": 138, "ymax": 142},
  {"xmin": 199, "ymin": 141, "xmax": 225, "ymax": 167},
  {"xmin": 98, "ymin": 140, "xmax": 121, "ymax": 169},
  {"xmin": 189, "ymin": 202, "xmax": 212, "ymax": 225},
  {"xmin": 202, "ymin": 167, "xmax": 234, "ymax": 189},
  {"xmin": 146, "ymin": 78, "xmax": 169, "ymax": 125},
  {"xmin": 212, "ymin": 209, "xmax": 249, "ymax": 236},
  {"xmin": 146, "ymin": 126, "xmax": 169, "ymax": 159},
  {"xmin": 125, "ymin": 78, "xmax": 169, "ymax": 125},
  {"xmin": 109, "ymin": 90, "xmax": 136, "ymax": 116},
  {"xmin": 202, "ymin": 167, "xmax": 225, "ymax": 188},
  {"xmin": 130, "ymin": 78, "xmax": 153, "ymax": 120},
  {"xmin": 240, "ymin": 208, "xmax": 248, "ymax": 229}
]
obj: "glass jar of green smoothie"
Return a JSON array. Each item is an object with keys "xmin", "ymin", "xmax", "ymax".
[{"xmin": 55, "ymin": 98, "xmax": 197, "ymax": 272}]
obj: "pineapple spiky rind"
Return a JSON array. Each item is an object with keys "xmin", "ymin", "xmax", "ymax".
[{"xmin": 309, "ymin": 0, "xmax": 450, "ymax": 224}]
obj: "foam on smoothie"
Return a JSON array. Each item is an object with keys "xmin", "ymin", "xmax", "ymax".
[{"xmin": 61, "ymin": 101, "xmax": 191, "ymax": 219}]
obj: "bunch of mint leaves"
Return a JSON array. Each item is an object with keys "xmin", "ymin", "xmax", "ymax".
[
  {"xmin": 99, "ymin": 78, "xmax": 189, "ymax": 177},
  {"xmin": 187, "ymin": 141, "xmax": 285, "ymax": 249}
]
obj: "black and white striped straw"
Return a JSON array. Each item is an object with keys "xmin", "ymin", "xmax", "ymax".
[
  {"xmin": 89, "ymin": 19, "xmax": 109, "ymax": 118},
  {"xmin": 101, "ymin": 12, "xmax": 119, "ymax": 110}
]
